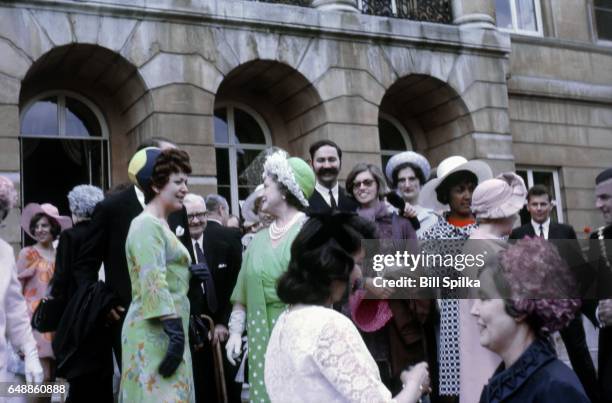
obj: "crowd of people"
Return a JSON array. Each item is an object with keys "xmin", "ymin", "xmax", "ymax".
[{"xmin": 0, "ymin": 136, "xmax": 611, "ymax": 403}]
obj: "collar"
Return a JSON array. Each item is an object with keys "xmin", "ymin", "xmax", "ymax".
[
  {"xmin": 207, "ymin": 218, "xmax": 223, "ymax": 226},
  {"xmin": 482, "ymin": 338, "xmax": 556, "ymax": 403},
  {"xmin": 315, "ymin": 181, "xmax": 339, "ymax": 206},
  {"xmin": 531, "ymin": 218, "xmax": 550, "ymax": 238},
  {"xmin": 192, "ymin": 234, "xmax": 204, "ymax": 248},
  {"xmin": 134, "ymin": 186, "xmax": 146, "ymax": 209}
]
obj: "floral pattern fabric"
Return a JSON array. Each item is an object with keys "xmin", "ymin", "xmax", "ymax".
[
  {"xmin": 16, "ymin": 246, "xmax": 55, "ymax": 358},
  {"xmin": 120, "ymin": 212, "xmax": 193, "ymax": 403}
]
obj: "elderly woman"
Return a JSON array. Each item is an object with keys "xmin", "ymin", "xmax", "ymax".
[
  {"xmin": 120, "ymin": 147, "xmax": 194, "ymax": 402},
  {"xmin": 418, "ymin": 155, "xmax": 492, "ymax": 402},
  {"xmin": 17, "ymin": 202, "xmax": 72, "ymax": 387},
  {"xmin": 0, "ymin": 176, "xmax": 44, "ymax": 385},
  {"xmin": 345, "ymin": 163, "xmax": 429, "ymax": 392},
  {"xmin": 226, "ymin": 151, "xmax": 315, "ymax": 402},
  {"xmin": 472, "ymin": 238, "xmax": 589, "ymax": 402},
  {"xmin": 265, "ymin": 213, "xmax": 430, "ymax": 403},
  {"xmin": 49, "ymin": 185, "xmax": 106, "ymax": 402},
  {"xmin": 459, "ymin": 173, "xmax": 526, "ymax": 403}
]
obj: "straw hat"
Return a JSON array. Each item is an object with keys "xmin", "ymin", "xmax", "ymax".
[
  {"xmin": 419, "ymin": 156, "xmax": 492, "ymax": 211},
  {"xmin": 349, "ymin": 289, "xmax": 393, "ymax": 332}
]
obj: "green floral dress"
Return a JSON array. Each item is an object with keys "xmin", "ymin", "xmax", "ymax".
[
  {"xmin": 120, "ymin": 212, "xmax": 194, "ymax": 403},
  {"xmin": 231, "ymin": 218, "xmax": 305, "ymax": 403}
]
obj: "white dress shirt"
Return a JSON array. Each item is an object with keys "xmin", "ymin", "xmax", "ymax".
[
  {"xmin": 134, "ymin": 185, "xmax": 146, "ymax": 209},
  {"xmin": 192, "ymin": 235, "xmax": 205, "ymax": 264},
  {"xmin": 531, "ymin": 218, "xmax": 550, "ymax": 239},
  {"xmin": 314, "ymin": 182, "xmax": 339, "ymax": 207}
]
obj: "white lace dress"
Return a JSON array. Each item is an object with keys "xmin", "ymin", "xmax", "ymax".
[{"xmin": 264, "ymin": 304, "xmax": 396, "ymax": 403}]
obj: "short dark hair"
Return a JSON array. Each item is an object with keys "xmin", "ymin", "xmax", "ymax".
[
  {"xmin": 268, "ymin": 174, "xmax": 305, "ymax": 211},
  {"xmin": 277, "ymin": 214, "xmax": 376, "ymax": 305},
  {"xmin": 144, "ymin": 149, "xmax": 192, "ymax": 203},
  {"xmin": 392, "ymin": 162, "xmax": 426, "ymax": 187},
  {"xmin": 29, "ymin": 213, "xmax": 61, "ymax": 240},
  {"xmin": 527, "ymin": 184, "xmax": 551, "ymax": 203},
  {"xmin": 436, "ymin": 170, "xmax": 478, "ymax": 205},
  {"xmin": 345, "ymin": 163, "xmax": 389, "ymax": 201},
  {"xmin": 137, "ymin": 137, "xmax": 175, "ymax": 151},
  {"xmin": 205, "ymin": 194, "xmax": 229, "ymax": 213},
  {"xmin": 309, "ymin": 140, "xmax": 342, "ymax": 161}
]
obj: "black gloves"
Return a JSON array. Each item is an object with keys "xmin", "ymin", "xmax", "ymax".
[
  {"xmin": 158, "ymin": 318, "xmax": 185, "ymax": 377},
  {"xmin": 189, "ymin": 262, "xmax": 212, "ymax": 282}
]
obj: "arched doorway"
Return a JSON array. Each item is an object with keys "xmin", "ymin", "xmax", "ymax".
[{"xmin": 20, "ymin": 90, "xmax": 109, "ymax": 221}]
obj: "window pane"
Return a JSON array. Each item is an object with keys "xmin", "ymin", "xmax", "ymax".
[
  {"xmin": 217, "ymin": 185, "xmax": 232, "ymax": 209},
  {"xmin": 65, "ymin": 97, "xmax": 102, "ymax": 137},
  {"xmin": 516, "ymin": 0, "xmax": 538, "ymax": 32},
  {"xmin": 595, "ymin": 9, "xmax": 612, "ymax": 41},
  {"xmin": 215, "ymin": 148, "xmax": 230, "ymax": 186},
  {"xmin": 495, "ymin": 0, "xmax": 513, "ymax": 29},
  {"xmin": 237, "ymin": 149, "xmax": 267, "ymax": 187},
  {"xmin": 21, "ymin": 98, "xmax": 59, "ymax": 136},
  {"xmin": 595, "ymin": 0, "xmax": 612, "ymax": 8},
  {"xmin": 234, "ymin": 108, "xmax": 266, "ymax": 145},
  {"xmin": 379, "ymin": 118, "xmax": 407, "ymax": 151},
  {"xmin": 214, "ymin": 109, "xmax": 229, "ymax": 144}
]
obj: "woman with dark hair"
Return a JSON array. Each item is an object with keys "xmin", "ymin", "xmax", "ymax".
[
  {"xmin": 16, "ymin": 202, "xmax": 72, "ymax": 390},
  {"xmin": 473, "ymin": 238, "xmax": 589, "ymax": 402},
  {"xmin": 119, "ymin": 147, "xmax": 194, "ymax": 402},
  {"xmin": 226, "ymin": 151, "xmax": 315, "ymax": 401},
  {"xmin": 345, "ymin": 162, "xmax": 430, "ymax": 393},
  {"xmin": 418, "ymin": 156, "xmax": 492, "ymax": 402},
  {"xmin": 264, "ymin": 213, "xmax": 430, "ymax": 402}
]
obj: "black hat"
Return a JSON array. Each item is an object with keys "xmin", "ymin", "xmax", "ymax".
[{"xmin": 596, "ymin": 168, "xmax": 612, "ymax": 185}]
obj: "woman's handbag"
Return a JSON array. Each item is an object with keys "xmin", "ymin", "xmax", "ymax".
[{"xmin": 31, "ymin": 297, "xmax": 65, "ymax": 332}]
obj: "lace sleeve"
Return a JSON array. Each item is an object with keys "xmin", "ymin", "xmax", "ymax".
[{"xmin": 312, "ymin": 317, "xmax": 395, "ymax": 403}]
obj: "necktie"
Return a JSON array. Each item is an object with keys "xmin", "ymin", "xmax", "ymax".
[
  {"xmin": 539, "ymin": 224, "xmax": 545, "ymax": 239},
  {"xmin": 329, "ymin": 189, "xmax": 337, "ymax": 209},
  {"xmin": 194, "ymin": 241, "xmax": 205, "ymax": 264},
  {"xmin": 193, "ymin": 241, "xmax": 218, "ymax": 312}
]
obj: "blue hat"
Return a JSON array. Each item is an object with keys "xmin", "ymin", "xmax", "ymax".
[{"xmin": 128, "ymin": 147, "xmax": 162, "ymax": 191}]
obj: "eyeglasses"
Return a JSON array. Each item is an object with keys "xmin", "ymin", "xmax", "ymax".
[
  {"xmin": 187, "ymin": 212, "xmax": 207, "ymax": 222},
  {"xmin": 353, "ymin": 179, "xmax": 375, "ymax": 188}
]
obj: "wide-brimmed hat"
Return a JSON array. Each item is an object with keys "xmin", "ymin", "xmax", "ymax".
[
  {"xmin": 472, "ymin": 172, "xmax": 527, "ymax": 219},
  {"xmin": 263, "ymin": 152, "xmax": 315, "ymax": 208},
  {"xmin": 385, "ymin": 151, "xmax": 431, "ymax": 185},
  {"xmin": 349, "ymin": 289, "xmax": 393, "ymax": 332},
  {"xmin": 419, "ymin": 156, "xmax": 493, "ymax": 212},
  {"xmin": 21, "ymin": 203, "xmax": 72, "ymax": 239},
  {"xmin": 242, "ymin": 184, "xmax": 264, "ymax": 225}
]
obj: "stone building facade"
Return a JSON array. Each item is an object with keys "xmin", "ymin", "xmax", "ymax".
[{"xmin": 0, "ymin": 0, "xmax": 611, "ymax": 249}]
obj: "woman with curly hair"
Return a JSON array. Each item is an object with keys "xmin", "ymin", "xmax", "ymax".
[
  {"xmin": 472, "ymin": 238, "xmax": 589, "ymax": 402},
  {"xmin": 119, "ymin": 147, "xmax": 194, "ymax": 402}
]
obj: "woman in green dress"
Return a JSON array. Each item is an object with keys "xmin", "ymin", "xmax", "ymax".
[
  {"xmin": 120, "ymin": 147, "xmax": 194, "ymax": 403},
  {"xmin": 226, "ymin": 151, "xmax": 315, "ymax": 402}
]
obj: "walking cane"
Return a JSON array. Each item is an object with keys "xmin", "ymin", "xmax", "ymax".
[{"xmin": 202, "ymin": 314, "xmax": 228, "ymax": 403}]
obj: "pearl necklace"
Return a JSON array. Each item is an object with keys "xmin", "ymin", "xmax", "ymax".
[{"xmin": 269, "ymin": 212, "xmax": 304, "ymax": 240}]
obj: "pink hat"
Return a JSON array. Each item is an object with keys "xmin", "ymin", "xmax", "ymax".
[
  {"xmin": 21, "ymin": 203, "xmax": 72, "ymax": 239},
  {"xmin": 349, "ymin": 289, "xmax": 393, "ymax": 332},
  {"xmin": 471, "ymin": 172, "xmax": 527, "ymax": 219}
]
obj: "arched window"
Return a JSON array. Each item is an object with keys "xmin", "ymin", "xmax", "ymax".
[
  {"xmin": 214, "ymin": 104, "xmax": 271, "ymax": 214},
  {"xmin": 20, "ymin": 91, "xmax": 110, "ymax": 223},
  {"xmin": 379, "ymin": 113, "xmax": 412, "ymax": 169}
]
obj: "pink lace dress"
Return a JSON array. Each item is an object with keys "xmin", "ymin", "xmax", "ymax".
[{"xmin": 16, "ymin": 246, "xmax": 55, "ymax": 359}]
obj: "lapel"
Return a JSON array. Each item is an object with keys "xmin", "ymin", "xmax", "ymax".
[{"xmin": 527, "ymin": 222, "xmax": 537, "ymax": 237}]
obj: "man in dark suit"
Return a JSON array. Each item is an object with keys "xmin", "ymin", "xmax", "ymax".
[
  {"xmin": 510, "ymin": 184, "xmax": 600, "ymax": 402},
  {"xmin": 307, "ymin": 140, "xmax": 358, "ymax": 213},
  {"xmin": 198, "ymin": 194, "xmax": 243, "ymax": 402},
  {"xmin": 584, "ymin": 167, "xmax": 612, "ymax": 402},
  {"xmin": 72, "ymin": 138, "xmax": 204, "ymax": 389}
]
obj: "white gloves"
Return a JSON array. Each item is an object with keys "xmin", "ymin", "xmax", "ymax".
[
  {"xmin": 23, "ymin": 343, "xmax": 44, "ymax": 383},
  {"xmin": 226, "ymin": 309, "xmax": 246, "ymax": 366}
]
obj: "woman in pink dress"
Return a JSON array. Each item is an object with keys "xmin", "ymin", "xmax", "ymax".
[{"xmin": 17, "ymin": 203, "xmax": 71, "ymax": 388}]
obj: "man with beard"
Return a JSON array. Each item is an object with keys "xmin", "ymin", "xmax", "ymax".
[
  {"xmin": 585, "ymin": 167, "xmax": 612, "ymax": 402},
  {"xmin": 307, "ymin": 140, "xmax": 357, "ymax": 213}
]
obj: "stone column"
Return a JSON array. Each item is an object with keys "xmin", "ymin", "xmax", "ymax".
[
  {"xmin": 311, "ymin": 0, "xmax": 359, "ymax": 13},
  {"xmin": 452, "ymin": 0, "xmax": 496, "ymax": 29}
]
